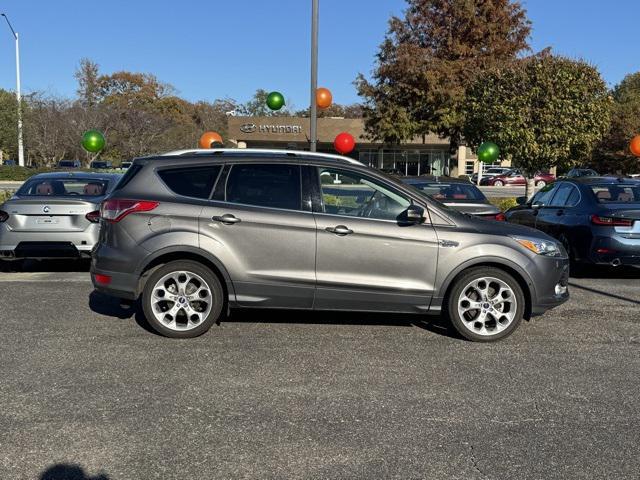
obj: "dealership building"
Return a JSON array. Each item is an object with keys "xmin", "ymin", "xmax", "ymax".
[{"xmin": 227, "ymin": 116, "xmax": 498, "ymax": 177}]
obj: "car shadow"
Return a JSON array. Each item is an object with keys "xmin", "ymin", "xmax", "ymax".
[
  {"xmin": 88, "ymin": 290, "xmax": 462, "ymax": 340},
  {"xmin": 570, "ymin": 264, "xmax": 640, "ymax": 279},
  {"xmin": 0, "ymin": 258, "xmax": 91, "ymax": 273},
  {"xmin": 39, "ymin": 463, "xmax": 109, "ymax": 480}
]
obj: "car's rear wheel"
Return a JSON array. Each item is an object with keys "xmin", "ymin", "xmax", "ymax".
[
  {"xmin": 493, "ymin": 180, "xmax": 504, "ymax": 187},
  {"xmin": 446, "ymin": 267, "xmax": 525, "ymax": 342},
  {"xmin": 142, "ymin": 260, "xmax": 224, "ymax": 338}
]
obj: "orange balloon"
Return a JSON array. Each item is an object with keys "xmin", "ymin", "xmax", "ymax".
[
  {"xmin": 630, "ymin": 135, "xmax": 640, "ymax": 157},
  {"xmin": 199, "ymin": 131, "xmax": 223, "ymax": 149},
  {"xmin": 316, "ymin": 87, "xmax": 333, "ymax": 109}
]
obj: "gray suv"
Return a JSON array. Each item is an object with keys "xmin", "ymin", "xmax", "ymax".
[{"xmin": 91, "ymin": 149, "xmax": 569, "ymax": 342}]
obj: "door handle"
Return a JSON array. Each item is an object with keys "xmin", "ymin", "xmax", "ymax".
[
  {"xmin": 212, "ymin": 214, "xmax": 241, "ymax": 225},
  {"xmin": 326, "ymin": 225, "xmax": 353, "ymax": 236}
]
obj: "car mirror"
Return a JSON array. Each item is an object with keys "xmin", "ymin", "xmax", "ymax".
[
  {"xmin": 515, "ymin": 196, "xmax": 527, "ymax": 206},
  {"xmin": 400, "ymin": 205, "xmax": 426, "ymax": 224}
]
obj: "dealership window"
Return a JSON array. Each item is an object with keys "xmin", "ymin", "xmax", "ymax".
[{"xmin": 358, "ymin": 148, "xmax": 447, "ymax": 176}]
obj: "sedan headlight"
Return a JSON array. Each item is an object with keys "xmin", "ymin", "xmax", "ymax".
[{"xmin": 512, "ymin": 235, "xmax": 564, "ymax": 257}]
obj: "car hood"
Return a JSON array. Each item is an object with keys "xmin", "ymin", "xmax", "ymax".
[{"xmin": 459, "ymin": 212, "xmax": 556, "ymax": 241}]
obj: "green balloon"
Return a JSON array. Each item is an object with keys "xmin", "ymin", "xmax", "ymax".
[
  {"xmin": 82, "ymin": 130, "xmax": 106, "ymax": 153},
  {"xmin": 266, "ymin": 91, "xmax": 285, "ymax": 111},
  {"xmin": 477, "ymin": 142, "xmax": 500, "ymax": 163}
]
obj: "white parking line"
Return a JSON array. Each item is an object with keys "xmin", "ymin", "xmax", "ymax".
[{"xmin": 0, "ymin": 272, "xmax": 91, "ymax": 282}]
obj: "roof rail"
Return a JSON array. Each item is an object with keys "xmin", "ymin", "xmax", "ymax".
[{"xmin": 160, "ymin": 148, "xmax": 364, "ymax": 166}]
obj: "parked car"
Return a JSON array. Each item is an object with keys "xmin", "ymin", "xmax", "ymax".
[
  {"xmin": 120, "ymin": 161, "xmax": 132, "ymax": 170},
  {"xmin": 90, "ymin": 160, "xmax": 113, "ymax": 169},
  {"xmin": 401, "ymin": 175, "xmax": 504, "ymax": 220},
  {"xmin": 0, "ymin": 172, "xmax": 122, "ymax": 262},
  {"xmin": 470, "ymin": 166, "xmax": 511, "ymax": 184},
  {"xmin": 629, "ymin": 173, "xmax": 640, "ymax": 179},
  {"xmin": 505, "ymin": 177, "xmax": 640, "ymax": 267},
  {"xmin": 57, "ymin": 159, "xmax": 81, "ymax": 169},
  {"xmin": 91, "ymin": 149, "xmax": 569, "ymax": 342},
  {"xmin": 1, "ymin": 159, "xmax": 17, "ymax": 166},
  {"xmin": 564, "ymin": 168, "xmax": 598, "ymax": 178},
  {"xmin": 482, "ymin": 169, "xmax": 555, "ymax": 187}
]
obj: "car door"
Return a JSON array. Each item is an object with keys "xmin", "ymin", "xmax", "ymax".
[
  {"xmin": 535, "ymin": 182, "xmax": 573, "ymax": 237},
  {"xmin": 311, "ymin": 166, "xmax": 439, "ymax": 313},
  {"xmin": 199, "ymin": 162, "xmax": 317, "ymax": 309},
  {"xmin": 507, "ymin": 183, "xmax": 558, "ymax": 228}
]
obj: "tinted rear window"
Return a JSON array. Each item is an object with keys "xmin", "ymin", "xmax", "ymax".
[
  {"xmin": 18, "ymin": 178, "xmax": 110, "ymax": 196},
  {"xmin": 225, "ymin": 164, "xmax": 301, "ymax": 210},
  {"xmin": 591, "ymin": 184, "xmax": 640, "ymax": 203},
  {"xmin": 408, "ymin": 182, "xmax": 485, "ymax": 201},
  {"xmin": 158, "ymin": 166, "xmax": 221, "ymax": 199}
]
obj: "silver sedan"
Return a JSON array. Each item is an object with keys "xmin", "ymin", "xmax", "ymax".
[{"xmin": 0, "ymin": 172, "xmax": 121, "ymax": 262}]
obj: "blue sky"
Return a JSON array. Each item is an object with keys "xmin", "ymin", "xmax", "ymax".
[{"xmin": 0, "ymin": 0, "xmax": 638, "ymax": 108}]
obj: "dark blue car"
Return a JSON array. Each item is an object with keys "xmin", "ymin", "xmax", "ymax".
[{"xmin": 505, "ymin": 177, "xmax": 640, "ymax": 267}]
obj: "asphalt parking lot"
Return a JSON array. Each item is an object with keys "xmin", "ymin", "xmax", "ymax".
[{"xmin": 1, "ymin": 261, "xmax": 639, "ymax": 479}]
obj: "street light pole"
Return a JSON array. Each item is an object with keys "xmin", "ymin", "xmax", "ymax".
[
  {"xmin": 1, "ymin": 14, "xmax": 24, "ymax": 167},
  {"xmin": 309, "ymin": 0, "xmax": 318, "ymax": 152}
]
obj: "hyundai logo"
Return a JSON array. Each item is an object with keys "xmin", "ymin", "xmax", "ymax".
[
  {"xmin": 240, "ymin": 123, "xmax": 257, "ymax": 134},
  {"xmin": 43, "ymin": 206, "xmax": 50, "ymax": 213}
]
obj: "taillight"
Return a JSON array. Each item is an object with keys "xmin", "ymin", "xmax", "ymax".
[
  {"xmin": 100, "ymin": 199, "xmax": 159, "ymax": 223},
  {"xmin": 93, "ymin": 274, "xmax": 112, "ymax": 285},
  {"xmin": 590, "ymin": 215, "xmax": 634, "ymax": 227},
  {"xmin": 0, "ymin": 210, "xmax": 8, "ymax": 223},
  {"xmin": 494, "ymin": 212, "xmax": 506, "ymax": 221},
  {"xmin": 85, "ymin": 210, "xmax": 100, "ymax": 223}
]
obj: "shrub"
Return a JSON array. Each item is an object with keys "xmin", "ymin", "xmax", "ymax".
[
  {"xmin": 490, "ymin": 196, "xmax": 518, "ymax": 212},
  {"xmin": 0, "ymin": 190, "xmax": 15, "ymax": 204}
]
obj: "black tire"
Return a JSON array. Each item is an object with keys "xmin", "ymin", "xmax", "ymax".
[
  {"xmin": 141, "ymin": 260, "xmax": 225, "ymax": 338},
  {"xmin": 445, "ymin": 267, "xmax": 525, "ymax": 342}
]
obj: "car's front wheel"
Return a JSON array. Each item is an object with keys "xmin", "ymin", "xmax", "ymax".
[
  {"xmin": 536, "ymin": 180, "xmax": 546, "ymax": 187},
  {"xmin": 142, "ymin": 260, "xmax": 225, "ymax": 338},
  {"xmin": 446, "ymin": 267, "xmax": 525, "ymax": 342},
  {"xmin": 493, "ymin": 180, "xmax": 504, "ymax": 187}
]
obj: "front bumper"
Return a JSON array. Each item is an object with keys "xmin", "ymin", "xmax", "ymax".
[{"xmin": 529, "ymin": 256, "xmax": 570, "ymax": 316}]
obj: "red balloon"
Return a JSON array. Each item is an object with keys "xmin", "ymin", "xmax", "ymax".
[
  {"xmin": 334, "ymin": 132, "xmax": 355, "ymax": 155},
  {"xmin": 630, "ymin": 135, "xmax": 640, "ymax": 157},
  {"xmin": 199, "ymin": 131, "xmax": 223, "ymax": 149},
  {"xmin": 316, "ymin": 87, "xmax": 333, "ymax": 109}
]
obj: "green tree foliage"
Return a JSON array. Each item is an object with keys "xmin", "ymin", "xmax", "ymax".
[
  {"xmin": 0, "ymin": 89, "xmax": 18, "ymax": 159},
  {"xmin": 464, "ymin": 53, "xmax": 612, "ymax": 196},
  {"xmin": 596, "ymin": 72, "xmax": 640, "ymax": 173},
  {"xmin": 356, "ymin": 0, "xmax": 531, "ymax": 160},
  {"xmin": 295, "ymin": 103, "xmax": 363, "ymax": 119}
]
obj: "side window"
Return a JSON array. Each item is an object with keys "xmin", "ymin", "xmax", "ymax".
[
  {"xmin": 549, "ymin": 183, "xmax": 574, "ymax": 207},
  {"xmin": 565, "ymin": 186, "xmax": 580, "ymax": 207},
  {"xmin": 226, "ymin": 163, "xmax": 301, "ymax": 210},
  {"xmin": 158, "ymin": 166, "xmax": 221, "ymax": 199},
  {"xmin": 531, "ymin": 183, "xmax": 557, "ymax": 206},
  {"xmin": 318, "ymin": 168, "xmax": 410, "ymax": 221}
]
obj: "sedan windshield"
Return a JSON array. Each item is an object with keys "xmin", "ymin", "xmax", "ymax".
[
  {"xmin": 408, "ymin": 182, "xmax": 486, "ymax": 202},
  {"xmin": 591, "ymin": 184, "xmax": 640, "ymax": 203},
  {"xmin": 17, "ymin": 178, "xmax": 110, "ymax": 196}
]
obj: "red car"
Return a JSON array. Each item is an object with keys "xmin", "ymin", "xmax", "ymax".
[{"xmin": 482, "ymin": 169, "xmax": 555, "ymax": 187}]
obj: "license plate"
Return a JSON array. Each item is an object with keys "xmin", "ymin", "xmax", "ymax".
[{"xmin": 35, "ymin": 217, "xmax": 59, "ymax": 224}]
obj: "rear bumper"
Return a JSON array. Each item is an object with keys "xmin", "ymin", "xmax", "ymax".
[
  {"xmin": 0, "ymin": 224, "xmax": 98, "ymax": 258},
  {"xmin": 588, "ymin": 235, "xmax": 640, "ymax": 266},
  {"xmin": 91, "ymin": 268, "xmax": 140, "ymax": 300}
]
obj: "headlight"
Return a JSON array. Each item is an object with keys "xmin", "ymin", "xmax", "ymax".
[{"xmin": 512, "ymin": 235, "xmax": 564, "ymax": 257}]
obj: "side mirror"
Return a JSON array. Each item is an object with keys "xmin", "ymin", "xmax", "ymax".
[
  {"xmin": 400, "ymin": 205, "xmax": 426, "ymax": 224},
  {"xmin": 531, "ymin": 201, "xmax": 543, "ymax": 209},
  {"xmin": 515, "ymin": 196, "xmax": 527, "ymax": 206}
]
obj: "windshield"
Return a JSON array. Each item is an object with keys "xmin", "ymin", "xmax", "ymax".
[
  {"xmin": 591, "ymin": 184, "xmax": 640, "ymax": 203},
  {"xmin": 17, "ymin": 177, "xmax": 111, "ymax": 196},
  {"xmin": 407, "ymin": 181, "xmax": 486, "ymax": 202}
]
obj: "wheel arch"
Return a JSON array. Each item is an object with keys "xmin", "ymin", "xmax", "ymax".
[
  {"xmin": 136, "ymin": 246, "xmax": 236, "ymax": 303},
  {"xmin": 437, "ymin": 258, "xmax": 534, "ymax": 320}
]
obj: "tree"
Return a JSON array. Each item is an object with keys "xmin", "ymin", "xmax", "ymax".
[
  {"xmin": 75, "ymin": 58, "xmax": 100, "ymax": 107},
  {"xmin": 356, "ymin": 0, "xmax": 531, "ymax": 170},
  {"xmin": 464, "ymin": 54, "xmax": 612, "ymax": 197},
  {"xmin": 0, "ymin": 89, "xmax": 18, "ymax": 159},
  {"xmin": 238, "ymin": 89, "xmax": 292, "ymax": 117},
  {"xmin": 295, "ymin": 103, "xmax": 363, "ymax": 119},
  {"xmin": 596, "ymin": 72, "xmax": 640, "ymax": 173}
]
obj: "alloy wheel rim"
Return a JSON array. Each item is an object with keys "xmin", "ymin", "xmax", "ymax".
[
  {"xmin": 150, "ymin": 270, "xmax": 213, "ymax": 331},
  {"xmin": 457, "ymin": 276, "xmax": 517, "ymax": 336}
]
